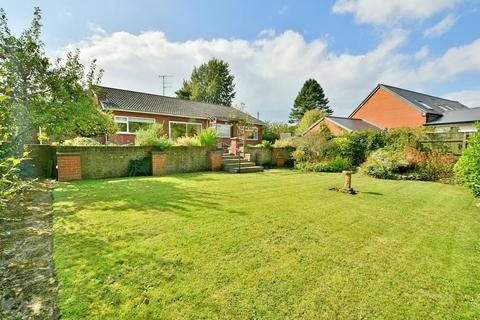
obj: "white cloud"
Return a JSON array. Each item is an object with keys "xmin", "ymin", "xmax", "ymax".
[
  {"xmin": 444, "ymin": 89, "xmax": 480, "ymax": 108},
  {"xmin": 414, "ymin": 46, "xmax": 429, "ymax": 60},
  {"xmin": 423, "ymin": 14, "xmax": 458, "ymax": 38},
  {"xmin": 332, "ymin": 0, "xmax": 459, "ymax": 25},
  {"xmin": 87, "ymin": 22, "xmax": 107, "ymax": 35},
  {"xmin": 60, "ymin": 27, "xmax": 480, "ymax": 121},
  {"xmin": 258, "ymin": 29, "xmax": 276, "ymax": 38}
]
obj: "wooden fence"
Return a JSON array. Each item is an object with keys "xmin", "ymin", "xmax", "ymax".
[{"xmin": 420, "ymin": 132, "xmax": 469, "ymax": 156}]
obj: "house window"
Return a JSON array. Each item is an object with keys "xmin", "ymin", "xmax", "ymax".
[
  {"xmin": 114, "ymin": 116, "xmax": 155, "ymax": 134},
  {"xmin": 169, "ymin": 121, "xmax": 202, "ymax": 140},
  {"xmin": 240, "ymin": 126, "xmax": 258, "ymax": 140},
  {"xmin": 211, "ymin": 124, "xmax": 231, "ymax": 138}
]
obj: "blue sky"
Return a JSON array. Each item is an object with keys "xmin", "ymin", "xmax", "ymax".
[{"xmin": 3, "ymin": 0, "xmax": 480, "ymax": 121}]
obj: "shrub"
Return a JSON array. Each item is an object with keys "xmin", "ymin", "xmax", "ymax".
[
  {"xmin": 257, "ymin": 140, "xmax": 273, "ymax": 149},
  {"xmin": 362, "ymin": 148, "xmax": 407, "ymax": 179},
  {"xmin": 295, "ymin": 157, "xmax": 351, "ymax": 173},
  {"xmin": 292, "ymin": 131, "xmax": 338, "ymax": 163},
  {"xmin": 135, "ymin": 123, "xmax": 172, "ymax": 150},
  {"xmin": 273, "ymin": 138, "xmax": 300, "ymax": 148},
  {"xmin": 333, "ymin": 130, "xmax": 387, "ymax": 166},
  {"xmin": 294, "ymin": 109, "xmax": 325, "ymax": 136},
  {"xmin": 263, "ymin": 122, "xmax": 294, "ymax": 143},
  {"xmin": 199, "ymin": 128, "xmax": 218, "ymax": 147},
  {"xmin": 175, "ymin": 136, "xmax": 201, "ymax": 147},
  {"xmin": 60, "ymin": 137, "xmax": 101, "ymax": 146},
  {"xmin": 363, "ymin": 146, "xmax": 457, "ymax": 181},
  {"xmin": 455, "ymin": 127, "xmax": 480, "ymax": 196}
]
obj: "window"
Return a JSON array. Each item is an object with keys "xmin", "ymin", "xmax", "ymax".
[
  {"xmin": 240, "ymin": 126, "xmax": 258, "ymax": 140},
  {"xmin": 114, "ymin": 116, "xmax": 155, "ymax": 134},
  {"xmin": 169, "ymin": 121, "xmax": 202, "ymax": 140},
  {"xmin": 211, "ymin": 124, "xmax": 231, "ymax": 138},
  {"xmin": 417, "ymin": 101, "xmax": 433, "ymax": 110}
]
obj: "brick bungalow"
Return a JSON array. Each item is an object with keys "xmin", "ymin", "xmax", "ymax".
[
  {"xmin": 94, "ymin": 86, "xmax": 265, "ymax": 145},
  {"xmin": 303, "ymin": 84, "xmax": 479, "ymax": 136}
]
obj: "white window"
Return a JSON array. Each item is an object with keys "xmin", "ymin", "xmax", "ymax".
[
  {"xmin": 114, "ymin": 116, "xmax": 155, "ymax": 134},
  {"xmin": 211, "ymin": 124, "xmax": 231, "ymax": 138},
  {"xmin": 169, "ymin": 121, "xmax": 203, "ymax": 140},
  {"xmin": 240, "ymin": 126, "xmax": 259, "ymax": 140}
]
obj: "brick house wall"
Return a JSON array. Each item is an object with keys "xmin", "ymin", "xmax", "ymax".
[
  {"xmin": 304, "ymin": 118, "xmax": 345, "ymax": 136},
  {"xmin": 350, "ymin": 87, "xmax": 426, "ymax": 129},
  {"xmin": 104, "ymin": 110, "xmax": 262, "ymax": 146}
]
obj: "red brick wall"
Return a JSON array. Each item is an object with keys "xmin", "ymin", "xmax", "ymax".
[
  {"xmin": 208, "ymin": 150, "xmax": 222, "ymax": 171},
  {"xmin": 304, "ymin": 118, "xmax": 345, "ymax": 136},
  {"xmin": 57, "ymin": 153, "xmax": 81, "ymax": 181},
  {"xmin": 350, "ymin": 87, "xmax": 425, "ymax": 129},
  {"xmin": 151, "ymin": 152, "xmax": 166, "ymax": 176}
]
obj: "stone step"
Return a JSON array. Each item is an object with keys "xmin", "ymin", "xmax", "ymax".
[
  {"xmin": 227, "ymin": 166, "xmax": 264, "ymax": 173},
  {"xmin": 223, "ymin": 162, "xmax": 257, "ymax": 169},
  {"xmin": 222, "ymin": 158, "xmax": 251, "ymax": 164}
]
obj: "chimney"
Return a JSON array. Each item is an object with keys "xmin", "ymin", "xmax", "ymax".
[{"xmin": 257, "ymin": 112, "xmax": 260, "ymax": 119}]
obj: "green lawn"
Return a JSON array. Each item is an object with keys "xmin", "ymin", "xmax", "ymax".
[{"xmin": 53, "ymin": 170, "xmax": 480, "ymax": 319}]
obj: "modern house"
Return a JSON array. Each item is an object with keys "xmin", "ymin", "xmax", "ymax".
[
  {"xmin": 94, "ymin": 86, "xmax": 265, "ymax": 145},
  {"xmin": 302, "ymin": 84, "xmax": 479, "ymax": 136}
]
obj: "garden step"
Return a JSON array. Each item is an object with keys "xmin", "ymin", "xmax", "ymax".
[
  {"xmin": 222, "ymin": 158, "xmax": 251, "ymax": 164},
  {"xmin": 223, "ymin": 162, "xmax": 257, "ymax": 169},
  {"xmin": 227, "ymin": 166, "xmax": 264, "ymax": 173}
]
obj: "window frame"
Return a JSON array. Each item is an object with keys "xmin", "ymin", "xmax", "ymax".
[
  {"xmin": 168, "ymin": 121, "xmax": 203, "ymax": 139},
  {"xmin": 211, "ymin": 123, "xmax": 232, "ymax": 138},
  {"xmin": 240, "ymin": 126, "xmax": 259, "ymax": 141},
  {"xmin": 114, "ymin": 116, "xmax": 155, "ymax": 134}
]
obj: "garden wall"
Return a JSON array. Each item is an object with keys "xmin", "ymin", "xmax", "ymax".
[
  {"xmin": 25, "ymin": 145, "xmax": 211, "ymax": 180},
  {"xmin": 245, "ymin": 146, "xmax": 295, "ymax": 166}
]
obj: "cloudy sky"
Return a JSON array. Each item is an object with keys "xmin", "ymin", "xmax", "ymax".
[{"xmin": 4, "ymin": 0, "xmax": 480, "ymax": 121}]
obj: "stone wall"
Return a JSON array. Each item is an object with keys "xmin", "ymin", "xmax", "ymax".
[
  {"xmin": 26, "ymin": 145, "xmax": 212, "ymax": 180},
  {"xmin": 245, "ymin": 146, "xmax": 295, "ymax": 166}
]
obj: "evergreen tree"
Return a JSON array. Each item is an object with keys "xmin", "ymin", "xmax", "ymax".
[
  {"xmin": 289, "ymin": 79, "xmax": 332, "ymax": 123},
  {"xmin": 176, "ymin": 58, "xmax": 236, "ymax": 106}
]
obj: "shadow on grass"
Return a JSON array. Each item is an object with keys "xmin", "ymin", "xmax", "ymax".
[
  {"xmin": 361, "ymin": 191, "xmax": 383, "ymax": 196},
  {"xmin": 53, "ymin": 173, "xmax": 243, "ymax": 220}
]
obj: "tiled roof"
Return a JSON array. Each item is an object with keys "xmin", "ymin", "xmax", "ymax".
[
  {"xmin": 380, "ymin": 84, "xmax": 469, "ymax": 115},
  {"xmin": 302, "ymin": 116, "xmax": 382, "ymax": 136},
  {"xmin": 97, "ymin": 86, "xmax": 265, "ymax": 125},
  {"xmin": 425, "ymin": 107, "xmax": 480, "ymax": 125}
]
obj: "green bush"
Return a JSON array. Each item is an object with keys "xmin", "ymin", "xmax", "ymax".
[
  {"xmin": 135, "ymin": 123, "xmax": 172, "ymax": 150},
  {"xmin": 198, "ymin": 128, "xmax": 218, "ymax": 147},
  {"xmin": 294, "ymin": 109, "xmax": 326, "ymax": 136},
  {"xmin": 257, "ymin": 140, "xmax": 273, "ymax": 149},
  {"xmin": 263, "ymin": 122, "xmax": 294, "ymax": 143},
  {"xmin": 455, "ymin": 126, "xmax": 480, "ymax": 196},
  {"xmin": 175, "ymin": 136, "xmax": 202, "ymax": 147},
  {"xmin": 60, "ymin": 137, "xmax": 101, "ymax": 146},
  {"xmin": 363, "ymin": 146, "xmax": 457, "ymax": 181},
  {"xmin": 295, "ymin": 157, "xmax": 351, "ymax": 173}
]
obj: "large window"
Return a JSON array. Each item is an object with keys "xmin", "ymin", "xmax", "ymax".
[
  {"xmin": 114, "ymin": 116, "xmax": 155, "ymax": 134},
  {"xmin": 211, "ymin": 124, "xmax": 231, "ymax": 138},
  {"xmin": 169, "ymin": 121, "xmax": 202, "ymax": 140},
  {"xmin": 240, "ymin": 126, "xmax": 258, "ymax": 140}
]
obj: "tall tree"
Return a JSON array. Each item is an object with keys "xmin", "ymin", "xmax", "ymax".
[
  {"xmin": 0, "ymin": 7, "xmax": 116, "ymax": 148},
  {"xmin": 176, "ymin": 58, "xmax": 236, "ymax": 106},
  {"xmin": 289, "ymin": 79, "xmax": 332, "ymax": 124}
]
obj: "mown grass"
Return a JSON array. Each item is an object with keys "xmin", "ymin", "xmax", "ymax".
[{"xmin": 53, "ymin": 170, "xmax": 480, "ymax": 319}]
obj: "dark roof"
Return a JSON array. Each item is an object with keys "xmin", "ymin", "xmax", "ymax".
[
  {"xmin": 425, "ymin": 107, "xmax": 480, "ymax": 126},
  {"xmin": 350, "ymin": 84, "xmax": 469, "ymax": 117},
  {"xmin": 97, "ymin": 86, "xmax": 265, "ymax": 125},
  {"xmin": 302, "ymin": 116, "xmax": 382, "ymax": 136}
]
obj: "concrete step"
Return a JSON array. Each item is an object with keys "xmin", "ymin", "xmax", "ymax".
[
  {"xmin": 223, "ymin": 162, "xmax": 257, "ymax": 169},
  {"xmin": 222, "ymin": 158, "xmax": 251, "ymax": 164},
  {"xmin": 227, "ymin": 166, "xmax": 264, "ymax": 173}
]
